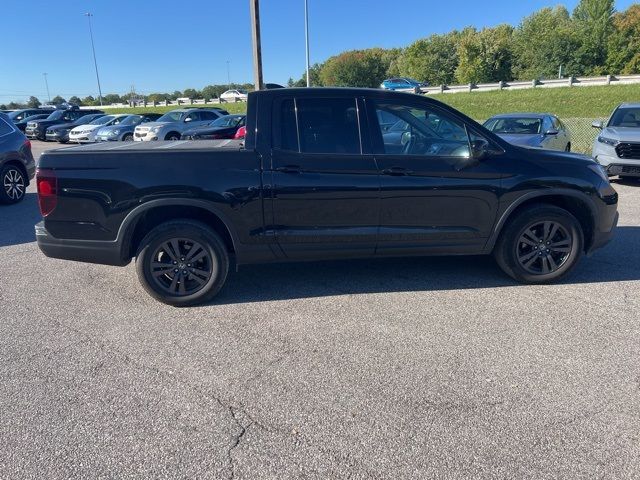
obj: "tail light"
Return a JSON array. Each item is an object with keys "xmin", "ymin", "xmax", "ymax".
[
  {"xmin": 234, "ymin": 126, "xmax": 246, "ymax": 139},
  {"xmin": 24, "ymin": 139, "xmax": 31, "ymax": 151},
  {"xmin": 36, "ymin": 168, "xmax": 57, "ymax": 216}
]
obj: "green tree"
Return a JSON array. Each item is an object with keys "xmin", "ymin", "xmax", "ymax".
[
  {"xmin": 68, "ymin": 96, "xmax": 83, "ymax": 106},
  {"xmin": 606, "ymin": 5, "xmax": 640, "ymax": 73},
  {"xmin": 320, "ymin": 48, "xmax": 393, "ymax": 88},
  {"xmin": 289, "ymin": 63, "xmax": 325, "ymax": 87},
  {"xmin": 26, "ymin": 96, "xmax": 41, "ymax": 108},
  {"xmin": 51, "ymin": 95, "xmax": 66, "ymax": 105},
  {"xmin": 182, "ymin": 88, "xmax": 202, "ymax": 99},
  {"xmin": 103, "ymin": 93, "xmax": 122, "ymax": 104},
  {"xmin": 81, "ymin": 95, "xmax": 96, "ymax": 106},
  {"xmin": 513, "ymin": 6, "xmax": 582, "ymax": 79},
  {"xmin": 455, "ymin": 25, "xmax": 514, "ymax": 84},
  {"xmin": 398, "ymin": 32, "xmax": 460, "ymax": 85},
  {"xmin": 573, "ymin": 0, "xmax": 615, "ymax": 74}
]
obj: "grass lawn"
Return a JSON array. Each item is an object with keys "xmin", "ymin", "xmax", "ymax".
[
  {"xmin": 435, "ymin": 83, "xmax": 640, "ymax": 120},
  {"xmin": 105, "ymin": 102, "xmax": 247, "ymax": 115}
]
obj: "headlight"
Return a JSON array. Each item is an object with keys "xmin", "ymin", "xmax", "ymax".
[
  {"xmin": 597, "ymin": 136, "xmax": 618, "ymax": 146},
  {"xmin": 150, "ymin": 126, "xmax": 161, "ymax": 133},
  {"xmin": 588, "ymin": 163, "xmax": 609, "ymax": 182}
]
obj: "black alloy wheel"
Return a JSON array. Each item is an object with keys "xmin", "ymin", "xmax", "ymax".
[
  {"xmin": 516, "ymin": 221, "xmax": 572, "ymax": 275},
  {"xmin": 1, "ymin": 165, "xmax": 26, "ymax": 204}
]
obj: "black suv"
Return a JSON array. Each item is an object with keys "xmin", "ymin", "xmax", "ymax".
[
  {"xmin": 25, "ymin": 107, "xmax": 104, "ymax": 140},
  {"xmin": 7, "ymin": 108, "xmax": 55, "ymax": 124},
  {"xmin": 0, "ymin": 113, "xmax": 35, "ymax": 204}
]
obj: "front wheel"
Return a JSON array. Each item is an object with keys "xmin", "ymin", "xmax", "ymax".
[
  {"xmin": 165, "ymin": 132, "xmax": 181, "ymax": 141},
  {"xmin": 494, "ymin": 205, "xmax": 583, "ymax": 283},
  {"xmin": 122, "ymin": 133, "xmax": 133, "ymax": 141},
  {"xmin": 136, "ymin": 220, "xmax": 230, "ymax": 306}
]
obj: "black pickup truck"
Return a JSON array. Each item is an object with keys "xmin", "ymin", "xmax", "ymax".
[{"xmin": 36, "ymin": 88, "xmax": 618, "ymax": 306}]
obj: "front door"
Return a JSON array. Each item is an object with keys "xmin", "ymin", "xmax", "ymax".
[
  {"xmin": 366, "ymin": 98, "xmax": 504, "ymax": 256},
  {"xmin": 269, "ymin": 96, "xmax": 379, "ymax": 259}
]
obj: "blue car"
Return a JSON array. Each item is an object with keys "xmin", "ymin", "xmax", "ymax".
[
  {"xmin": 380, "ymin": 77, "xmax": 428, "ymax": 92},
  {"xmin": 95, "ymin": 113, "xmax": 162, "ymax": 142}
]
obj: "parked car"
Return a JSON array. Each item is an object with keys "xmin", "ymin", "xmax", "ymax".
[
  {"xmin": 133, "ymin": 108, "xmax": 228, "ymax": 141},
  {"xmin": 181, "ymin": 114, "xmax": 246, "ymax": 140},
  {"xmin": 483, "ymin": 113, "xmax": 572, "ymax": 151},
  {"xmin": 68, "ymin": 114, "xmax": 129, "ymax": 143},
  {"xmin": 0, "ymin": 112, "xmax": 34, "ymax": 204},
  {"xmin": 25, "ymin": 107, "xmax": 104, "ymax": 140},
  {"xmin": 592, "ymin": 103, "xmax": 640, "ymax": 178},
  {"xmin": 220, "ymin": 89, "xmax": 249, "ymax": 102},
  {"xmin": 45, "ymin": 113, "xmax": 106, "ymax": 143},
  {"xmin": 95, "ymin": 113, "xmax": 163, "ymax": 142},
  {"xmin": 36, "ymin": 88, "xmax": 618, "ymax": 306},
  {"xmin": 14, "ymin": 114, "xmax": 51, "ymax": 132},
  {"xmin": 380, "ymin": 77, "xmax": 428, "ymax": 92},
  {"xmin": 7, "ymin": 107, "xmax": 55, "ymax": 123}
]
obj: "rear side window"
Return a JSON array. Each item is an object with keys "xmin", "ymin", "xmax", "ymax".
[
  {"xmin": 296, "ymin": 98, "xmax": 361, "ymax": 154},
  {"xmin": 0, "ymin": 118, "xmax": 14, "ymax": 136}
]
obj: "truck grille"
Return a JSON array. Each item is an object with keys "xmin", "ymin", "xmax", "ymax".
[
  {"xmin": 615, "ymin": 142, "xmax": 640, "ymax": 159},
  {"xmin": 622, "ymin": 165, "xmax": 640, "ymax": 175}
]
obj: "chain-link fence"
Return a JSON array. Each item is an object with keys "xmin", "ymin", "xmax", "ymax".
[{"xmin": 562, "ymin": 118, "xmax": 607, "ymax": 155}]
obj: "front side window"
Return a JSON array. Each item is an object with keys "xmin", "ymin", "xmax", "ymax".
[{"xmin": 372, "ymin": 101, "xmax": 470, "ymax": 157}]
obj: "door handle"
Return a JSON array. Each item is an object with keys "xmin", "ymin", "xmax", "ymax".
[
  {"xmin": 275, "ymin": 165, "xmax": 302, "ymax": 174},
  {"xmin": 381, "ymin": 166, "xmax": 413, "ymax": 176}
]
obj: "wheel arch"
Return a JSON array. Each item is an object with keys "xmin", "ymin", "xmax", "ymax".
[
  {"xmin": 487, "ymin": 190, "xmax": 596, "ymax": 253},
  {"xmin": 117, "ymin": 199, "xmax": 238, "ymax": 262}
]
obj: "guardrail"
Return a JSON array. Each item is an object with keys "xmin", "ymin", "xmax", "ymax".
[{"xmin": 396, "ymin": 74, "xmax": 640, "ymax": 95}]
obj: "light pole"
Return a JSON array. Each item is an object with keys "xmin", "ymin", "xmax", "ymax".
[
  {"xmin": 84, "ymin": 12, "xmax": 103, "ymax": 106},
  {"xmin": 304, "ymin": 0, "xmax": 310, "ymax": 87},
  {"xmin": 226, "ymin": 60, "xmax": 231, "ymax": 90},
  {"xmin": 43, "ymin": 73, "xmax": 51, "ymax": 103},
  {"xmin": 249, "ymin": 0, "xmax": 263, "ymax": 91}
]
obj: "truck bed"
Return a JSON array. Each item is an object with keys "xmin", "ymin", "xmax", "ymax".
[{"xmin": 44, "ymin": 139, "xmax": 245, "ymax": 155}]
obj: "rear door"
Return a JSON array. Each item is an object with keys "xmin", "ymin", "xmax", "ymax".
[
  {"xmin": 268, "ymin": 95, "xmax": 380, "ymax": 259},
  {"xmin": 366, "ymin": 96, "xmax": 504, "ymax": 255}
]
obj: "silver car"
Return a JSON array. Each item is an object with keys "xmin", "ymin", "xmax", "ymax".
[
  {"xmin": 133, "ymin": 108, "xmax": 227, "ymax": 141},
  {"xmin": 483, "ymin": 113, "xmax": 572, "ymax": 151},
  {"xmin": 592, "ymin": 103, "xmax": 640, "ymax": 178}
]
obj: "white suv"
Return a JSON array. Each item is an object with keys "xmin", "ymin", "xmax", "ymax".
[
  {"xmin": 134, "ymin": 108, "xmax": 227, "ymax": 141},
  {"xmin": 592, "ymin": 103, "xmax": 640, "ymax": 179}
]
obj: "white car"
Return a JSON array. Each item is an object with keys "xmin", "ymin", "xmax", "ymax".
[
  {"xmin": 68, "ymin": 114, "xmax": 128, "ymax": 143},
  {"xmin": 592, "ymin": 103, "xmax": 640, "ymax": 179},
  {"xmin": 220, "ymin": 89, "xmax": 248, "ymax": 102},
  {"xmin": 133, "ymin": 108, "xmax": 227, "ymax": 141}
]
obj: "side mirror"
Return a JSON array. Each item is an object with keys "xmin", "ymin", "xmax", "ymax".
[
  {"xmin": 545, "ymin": 129, "xmax": 559, "ymax": 136},
  {"xmin": 592, "ymin": 120, "xmax": 604, "ymax": 129},
  {"xmin": 470, "ymin": 138, "xmax": 490, "ymax": 160},
  {"xmin": 184, "ymin": 117, "xmax": 192, "ymax": 123}
]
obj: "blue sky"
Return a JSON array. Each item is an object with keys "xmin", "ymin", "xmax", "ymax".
[{"xmin": 0, "ymin": 0, "xmax": 636, "ymax": 102}]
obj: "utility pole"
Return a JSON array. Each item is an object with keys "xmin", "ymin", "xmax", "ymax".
[
  {"xmin": 84, "ymin": 13, "xmax": 103, "ymax": 106},
  {"xmin": 226, "ymin": 60, "xmax": 231, "ymax": 90},
  {"xmin": 43, "ymin": 73, "xmax": 51, "ymax": 103},
  {"xmin": 249, "ymin": 0, "xmax": 264, "ymax": 91},
  {"xmin": 304, "ymin": 0, "xmax": 310, "ymax": 87}
]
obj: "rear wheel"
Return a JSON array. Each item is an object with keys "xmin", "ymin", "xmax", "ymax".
[
  {"xmin": 0, "ymin": 164, "xmax": 26, "ymax": 204},
  {"xmin": 136, "ymin": 220, "xmax": 229, "ymax": 306},
  {"xmin": 494, "ymin": 205, "xmax": 583, "ymax": 283}
]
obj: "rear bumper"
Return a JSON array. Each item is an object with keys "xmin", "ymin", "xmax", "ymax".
[{"xmin": 35, "ymin": 222, "xmax": 129, "ymax": 267}]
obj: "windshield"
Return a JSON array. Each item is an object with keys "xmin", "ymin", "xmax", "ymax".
[
  {"xmin": 89, "ymin": 115, "xmax": 115, "ymax": 125},
  {"xmin": 119, "ymin": 115, "xmax": 143, "ymax": 126},
  {"xmin": 210, "ymin": 116, "xmax": 244, "ymax": 127},
  {"xmin": 156, "ymin": 111, "xmax": 185, "ymax": 122},
  {"xmin": 484, "ymin": 117, "xmax": 542, "ymax": 134},
  {"xmin": 74, "ymin": 114, "xmax": 100, "ymax": 125},
  {"xmin": 45, "ymin": 110, "xmax": 65, "ymax": 121},
  {"xmin": 608, "ymin": 108, "xmax": 640, "ymax": 128}
]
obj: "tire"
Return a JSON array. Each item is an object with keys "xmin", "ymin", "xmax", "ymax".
[
  {"xmin": 135, "ymin": 220, "xmax": 229, "ymax": 306},
  {"xmin": 122, "ymin": 133, "xmax": 133, "ymax": 142},
  {"xmin": 493, "ymin": 205, "xmax": 583, "ymax": 284},
  {"xmin": 165, "ymin": 132, "xmax": 181, "ymax": 141},
  {"xmin": 0, "ymin": 164, "xmax": 26, "ymax": 204}
]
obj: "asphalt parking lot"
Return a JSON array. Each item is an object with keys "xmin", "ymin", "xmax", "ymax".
[{"xmin": 1, "ymin": 141, "xmax": 639, "ymax": 479}]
